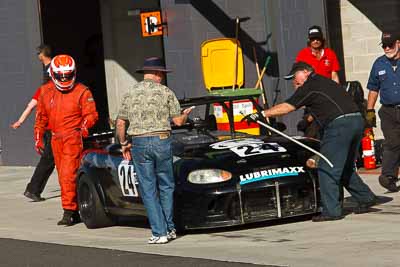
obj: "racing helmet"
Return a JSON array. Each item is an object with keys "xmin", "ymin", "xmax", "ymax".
[{"xmin": 50, "ymin": 54, "xmax": 76, "ymax": 91}]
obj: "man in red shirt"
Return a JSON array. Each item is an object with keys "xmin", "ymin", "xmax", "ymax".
[
  {"xmin": 11, "ymin": 44, "xmax": 54, "ymax": 202},
  {"xmin": 296, "ymin": 25, "xmax": 340, "ymax": 83},
  {"xmin": 295, "ymin": 26, "xmax": 341, "ymax": 138},
  {"xmin": 11, "ymin": 87, "xmax": 55, "ymax": 202}
]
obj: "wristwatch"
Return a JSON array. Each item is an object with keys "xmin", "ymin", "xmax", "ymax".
[{"xmin": 120, "ymin": 140, "xmax": 129, "ymax": 146}]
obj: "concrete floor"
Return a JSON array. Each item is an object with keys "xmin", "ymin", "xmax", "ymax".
[{"xmin": 0, "ymin": 166, "xmax": 399, "ymax": 267}]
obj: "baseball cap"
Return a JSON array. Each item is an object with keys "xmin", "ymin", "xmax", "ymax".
[
  {"xmin": 381, "ymin": 31, "xmax": 398, "ymax": 46},
  {"xmin": 308, "ymin": 25, "xmax": 323, "ymax": 40},
  {"xmin": 284, "ymin": 62, "xmax": 314, "ymax": 80}
]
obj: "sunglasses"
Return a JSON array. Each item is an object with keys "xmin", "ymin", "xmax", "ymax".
[
  {"xmin": 310, "ymin": 38, "xmax": 322, "ymax": 42},
  {"xmin": 382, "ymin": 43, "xmax": 396, "ymax": 49}
]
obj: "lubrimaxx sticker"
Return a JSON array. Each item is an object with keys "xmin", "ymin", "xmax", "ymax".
[
  {"xmin": 239, "ymin": 166, "xmax": 305, "ymax": 185},
  {"xmin": 378, "ymin": 70, "xmax": 386, "ymax": 75}
]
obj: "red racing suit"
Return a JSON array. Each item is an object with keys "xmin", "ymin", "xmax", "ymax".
[{"xmin": 34, "ymin": 81, "xmax": 98, "ymax": 211}]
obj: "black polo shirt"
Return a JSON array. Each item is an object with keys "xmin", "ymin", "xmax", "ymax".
[
  {"xmin": 286, "ymin": 73, "xmax": 359, "ymax": 127},
  {"xmin": 43, "ymin": 64, "xmax": 51, "ymax": 83}
]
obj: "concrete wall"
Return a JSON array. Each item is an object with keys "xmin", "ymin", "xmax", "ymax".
[
  {"xmin": 160, "ymin": 0, "xmax": 327, "ymax": 135},
  {"xmin": 160, "ymin": 0, "xmax": 273, "ymax": 98},
  {"xmin": 340, "ymin": 1, "xmax": 381, "ymax": 85},
  {"xmin": 268, "ymin": 0, "xmax": 327, "ymax": 134},
  {"xmin": 338, "ymin": 0, "xmax": 400, "ymax": 137},
  {"xmin": 0, "ymin": 0, "xmax": 42, "ymax": 165},
  {"xmin": 100, "ymin": 0, "xmax": 164, "ymax": 121}
]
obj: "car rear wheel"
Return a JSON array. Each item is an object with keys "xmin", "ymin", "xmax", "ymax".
[{"xmin": 78, "ymin": 174, "xmax": 115, "ymax": 229}]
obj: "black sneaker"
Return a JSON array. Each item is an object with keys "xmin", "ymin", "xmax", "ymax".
[
  {"xmin": 57, "ymin": 210, "xmax": 81, "ymax": 226},
  {"xmin": 379, "ymin": 176, "xmax": 399, "ymax": 192},
  {"xmin": 23, "ymin": 190, "xmax": 45, "ymax": 202},
  {"xmin": 312, "ymin": 214, "xmax": 344, "ymax": 222},
  {"xmin": 353, "ymin": 197, "xmax": 378, "ymax": 214}
]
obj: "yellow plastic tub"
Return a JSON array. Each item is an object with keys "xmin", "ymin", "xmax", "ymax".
[{"xmin": 201, "ymin": 38, "xmax": 244, "ymax": 90}]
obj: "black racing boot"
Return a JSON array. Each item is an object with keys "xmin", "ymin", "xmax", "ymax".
[
  {"xmin": 378, "ymin": 175, "xmax": 399, "ymax": 192},
  {"xmin": 23, "ymin": 190, "xmax": 45, "ymax": 202},
  {"xmin": 57, "ymin": 210, "xmax": 81, "ymax": 226}
]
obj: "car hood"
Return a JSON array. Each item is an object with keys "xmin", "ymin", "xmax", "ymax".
[{"xmin": 172, "ymin": 132, "xmax": 318, "ymax": 161}]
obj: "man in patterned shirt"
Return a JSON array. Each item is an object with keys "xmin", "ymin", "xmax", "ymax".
[{"xmin": 116, "ymin": 57, "xmax": 193, "ymax": 244}]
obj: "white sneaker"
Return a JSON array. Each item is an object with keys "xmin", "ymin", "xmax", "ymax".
[
  {"xmin": 148, "ymin": 235, "xmax": 168, "ymax": 244},
  {"xmin": 167, "ymin": 229, "xmax": 177, "ymax": 240}
]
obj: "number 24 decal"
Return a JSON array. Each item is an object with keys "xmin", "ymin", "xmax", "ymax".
[
  {"xmin": 211, "ymin": 139, "xmax": 287, "ymax": 157},
  {"xmin": 230, "ymin": 142, "xmax": 286, "ymax": 157},
  {"xmin": 118, "ymin": 161, "xmax": 139, "ymax": 197}
]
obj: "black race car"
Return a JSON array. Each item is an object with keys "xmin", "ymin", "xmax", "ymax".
[{"xmin": 77, "ymin": 94, "xmax": 320, "ymax": 231}]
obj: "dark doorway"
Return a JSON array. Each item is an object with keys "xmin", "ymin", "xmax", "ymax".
[
  {"xmin": 325, "ymin": 0, "xmax": 346, "ymax": 83},
  {"xmin": 39, "ymin": 0, "xmax": 109, "ymax": 132}
]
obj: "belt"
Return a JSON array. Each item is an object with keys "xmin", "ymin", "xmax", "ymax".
[
  {"xmin": 334, "ymin": 112, "xmax": 361, "ymax": 120},
  {"xmin": 383, "ymin": 104, "xmax": 400, "ymax": 108},
  {"xmin": 131, "ymin": 131, "xmax": 170, "ymax": 139}
]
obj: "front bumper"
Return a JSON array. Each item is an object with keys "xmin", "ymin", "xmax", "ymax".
[{"xmin": 177, "ymin": 174, "xmax": 319, "ymax": 230}]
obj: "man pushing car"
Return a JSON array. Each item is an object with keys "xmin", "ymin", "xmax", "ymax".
[{"xmin": 244, "ymin": 61, "xmax": 377, "ymax": 221}]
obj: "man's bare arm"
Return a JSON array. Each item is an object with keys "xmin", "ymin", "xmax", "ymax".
[
  {"xmin": 331, "ymin": 72, "xmax": 340, "ymax": 84},
  {"xmin": 367, "ymin": 90, "xmax": 379, "ymax": 109},
  {"xmin": 171, "ymin": 107, "xmax": 193, "ymax": 126},
  {"xmin": 116, "ymin": 118, "xmax": 132, "ymax": 161},
  {"xmin": 11, "ymin": 99, "xmax": 37, "ymax": 129},
  {"xmin": 116, "ymin": 119, "xmax": 127, "ymax": 143}
]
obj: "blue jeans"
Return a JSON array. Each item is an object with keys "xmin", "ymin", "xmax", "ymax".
[
  {"xmin": 318, "ymin": 114, "xmax": 376, "ymax": 217},
  {"xmin": 131, "ymin": 136, "xmax": 175, "ymax": 237}
]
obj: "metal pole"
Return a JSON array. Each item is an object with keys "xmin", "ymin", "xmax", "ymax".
[
  {"xmin": 256, "ymin": 119, "xmax": 333, "ymax": 168},
  {"xmin": 232, "ymin": 17, "xmax": 239, "ymax": 90},
  {"xmin": 240, "ymin": 111, "xmax": 333, "ymax": 168}
]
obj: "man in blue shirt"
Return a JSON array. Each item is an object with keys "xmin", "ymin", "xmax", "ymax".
[{"xmin": 366, "ymin": 31, "xmax": 400, "ymax": 192}]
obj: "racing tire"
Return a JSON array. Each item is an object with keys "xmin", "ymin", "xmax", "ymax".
[{"xmin": 78, "ymin": 174, "xmax": 115, "ymax": 229}]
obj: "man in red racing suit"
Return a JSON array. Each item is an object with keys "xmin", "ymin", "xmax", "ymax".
[{"xmin": 34, "ymin": 54, "xmax": 98, "ymax": 225}]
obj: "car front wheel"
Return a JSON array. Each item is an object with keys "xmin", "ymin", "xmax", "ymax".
[{"xmin": 78, "ymin": 173, "xmax": 115, "ymax": 229}]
